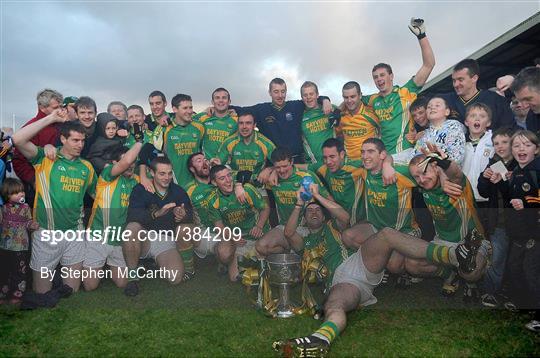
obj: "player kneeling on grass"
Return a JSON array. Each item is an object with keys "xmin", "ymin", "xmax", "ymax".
[
  {"xmin": 407, "ymin": 143, "xmax": 491, "ymax": 300},
  {"xmin": 122, "ymin": 156, "xmax": 194, "ymax": 297},
  {"xmin": 82, "ymin": 142, "xmax": 143, "ymax": 291},
  {"xmin": 273, "ymin": 211, "xmax": 481, "ymax": 357},
  {"xmin": 208, "ymin": 165, "xmax": 270, "ymax": 282}
]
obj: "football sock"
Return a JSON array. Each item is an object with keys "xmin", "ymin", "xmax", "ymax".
[
  {"xmin": 179, "ymin": 245, "xmax": 194, "ymax": 273},
  {"xmin": 426, "ymin": 243, "xmax": 455, "ymax": 266},
  {"xmin": 312, "ymin": 321, "xmax": 339, "ymax": 345}
]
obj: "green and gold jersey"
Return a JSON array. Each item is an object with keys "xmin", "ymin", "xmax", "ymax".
[
  {"xmin": 163, "ymin": 121, "xmax": 205, "ymax": 188},
  {"xmin": 88, "ymin": 165, "xmax": 139, "ymax": 246},
  {"xmin": 301, "ymin": 106, "xmax": 336, "ymax": 164},
  {"xmin": 307, "ymin": 220, "xmax": 352, "ymax": 284},
  {"xmin": 363, "ymin": 165, "xmax": 417, "ymax": 233},
  {"xmin": 364, "ymin": 78, "xmax": 420, "ymax": 154},
  {"xmin": 421, "ymin": 176, "xmax": 483, "ymax": 243},
  {"xmin": 335, "ymin": 103, "xmax": 380, "ymax": 160},
  {"xmin": 194, "ymin": 112, "xmax": 238, "ymax": 159},
  {"xmin": 32, "ymin": 147, "xmax": 97, "ymax": 231},
  {"xmin": 267, "ymin": 167, "xmax": 329, "ymax": 225},
  {"xmin": 185, "ymin": 180, "xmax": 218, "ymax": 228},
  {"xmin": 209, "ymin": 184, "xmax": 268, "ymax": 241},
  {"xmin": 309, "ymin": 159, "xmax": 365, "ymax": 225},
  {"xmin": 217, "ymin": 131, "xmax": 275, "ymax": 183}
]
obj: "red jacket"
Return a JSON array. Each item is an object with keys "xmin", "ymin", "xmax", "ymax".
[{"xmin": 12, "ymin": 110, "xmax": 59, "ymax": 184}]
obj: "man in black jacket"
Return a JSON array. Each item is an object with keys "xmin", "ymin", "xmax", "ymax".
[{"xmin": 122, "ymin": 156, "xmax": 194, "ymax": 296}]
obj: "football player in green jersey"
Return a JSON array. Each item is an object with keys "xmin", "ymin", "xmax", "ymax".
[
  {"xmin": 405, "ymin": 144, "xmax": 490, "ymax": 298},
  {"xmin": 146, "ymin": 90, "xmax": 174, "ymax": 131},
  {"xmin": 194, "ymin": 88, "xmax": 238, "ymax": 159},
  {"xmin": 208, "ymin": 165, "xmax": 270, "ymax": 281},
  {"xmin": 144, "ymin": 94, "xmax": 205, "ymax": 189},
  {"xmin": 83, "ymin": 143, "xmax": 143, "ymax": 291},
  {"xmin": 216, "ymin": 111, "xmax": 275, "ymax": 187},
  {"xmin": 300, "ymin": 81, "xmax": 337, "ymax": 164},
  {"xmin": 274, "ymin": 202, "xmax": 480, "ymax": 358},
  {"xmin": 364, "ymin": 18, "xmax": 435, "ymax": 159},
  {"xmin": 306, "ymin": 138, "xmax": 396, "ymax": 227},
  {"xmin": 13, "ymin": 109, "xmax": 97, "ymax": 294},
  {"xmin": 185, "ymin": 152, "xmax": 221, "ymax": 259},
  {"xmin": 256, "ymin": 147, "xmax": 331, "ymax": 257},
  {"xmin": 283, "ymin": 184, "xmax": 352, "ymax": 285}
]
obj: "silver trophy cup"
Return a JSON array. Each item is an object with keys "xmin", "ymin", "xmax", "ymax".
[{"xmin": 266, "ymin": 253, "xmax": 302, "ymax": 318}]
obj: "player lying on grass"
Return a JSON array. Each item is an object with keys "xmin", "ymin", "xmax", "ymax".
[
  {"xmin": 273, "ymin": 219, "xmax": 482, "ymax": 357},
  {"xmin": 273, "ymin": 145, "xmax": 487, "ymax": 357}
]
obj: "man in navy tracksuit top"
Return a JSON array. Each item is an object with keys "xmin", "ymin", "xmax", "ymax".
[{"xmin": 233, "ymin": 78, "xmax": 331, "ymax": 164}]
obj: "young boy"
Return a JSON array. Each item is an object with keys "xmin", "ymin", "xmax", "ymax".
[
  {"xmin": 461, "ymin": 103, "xmax": 495, "ymax": 302},
  {"xmin": 477, "ymin": 126, "xmax": 517, "ymax": 307},
  {"xmin": 406, "ymin": 96, "xmax": 430, "ymax": 144},
  {"xmin": 413, "ymin": 96, "xmax": 466, "ymax": 166}
]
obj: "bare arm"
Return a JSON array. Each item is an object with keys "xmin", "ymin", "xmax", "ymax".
[
  {"xmin": 283, "ymin": 197, "xmax": 305, "ymax": 253},
  {"xmin": 408, "ymin": 19, "xmax": 435, "ymax": 87},
  {"xmin": 413, "ymin": 37, "xmax": 435, "ymax": 87},
  {"xmin": 442, "ymin": 160, "xmax": 463, "ymax": 185},
  {"xmin": 311, "ymin": 184, "xmax": 350, "ymax": 230},
  {"xmin": 110, "ymin": 142, "xmax": 143, "ymax": 177}
]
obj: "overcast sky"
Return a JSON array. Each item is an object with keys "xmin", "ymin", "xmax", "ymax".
[{"xmin": 1, "ymin": 1, "xmax": 538, "ymax": 129}]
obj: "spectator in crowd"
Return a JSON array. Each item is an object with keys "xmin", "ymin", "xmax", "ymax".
[
  {"xmin": 511, "ymin": 96, "xmax": 529, "ymax": 129},
  {"xmin": 13, "ymin": 89, "xmax": 63, "ymax": 207},
  {"xmin": 414, "ymin": 96, "xmax": 466, "ymax": 166},
  {"xmin": 0, "ymin": 178, "xmax": 39, "ymax": 304},
  {"xmin": 477, "ymin": 126, "xmax": 517, "ymax": 308},
  {"xmin": 86, "ymin": 113, "xmax": 128, "ymax": 174},
  {"xmin": 443, "ymin": 59, "xmax": 514, "ymax": 130},
  {"xmin": 107, "ymin": 101, "xmax": 128, "ymax": 121}
]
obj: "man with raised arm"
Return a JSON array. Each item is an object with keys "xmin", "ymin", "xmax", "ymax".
[
  {"xmin": 13, "ymin": 109, "xmax": 97, "ymax": 294},
  {"xmin": 364, "ymin": 18, "xmax": 435, "ymax": 161}
]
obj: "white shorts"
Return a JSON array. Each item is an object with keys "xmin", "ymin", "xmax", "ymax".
[
  {"xmin": 274, "ymin": 225, "xmax": 310, "ymax": 238},
  {"xmin": 30, "ymin": 228, "xmax": 85, "ymax": 271},
  {"xmin": 257, "ymin": 187, "xmax": 268, "ymax": 197},
  {"xmin": 83, "ymin": 240, "xmax": 126, "ymax": 268},
  {"xmin": 193, "ymin": 227, "xmax": 219, "ymax": 259},
  {"xmin": 332, "ymin": 248, "xmax": 384, "ymax": 307},
  {"xmin": 140, "ymin": 236, "xmax": 176, "ymax": 260}
]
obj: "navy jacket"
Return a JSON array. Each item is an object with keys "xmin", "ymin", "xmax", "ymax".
[
  {"xmin": 442, "ymin": 90, "xmax": 514, "ymax": 131},
  {"xmin": 127, "ymin": 183, "xmax": 193, "ymax": 231}
]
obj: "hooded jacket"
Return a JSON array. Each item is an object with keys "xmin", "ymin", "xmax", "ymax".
[{"xmin": 85, "ymin": 113, "xmax": 123, "ymax": 174}]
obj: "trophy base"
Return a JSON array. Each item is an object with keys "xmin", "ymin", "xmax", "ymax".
[{"xmin": 275, "ymin": 306, "xmax": 296, "ymax": 318}]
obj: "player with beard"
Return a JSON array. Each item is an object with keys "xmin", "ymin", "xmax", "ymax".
[
  {"xmin": 273, "ymin": 192, "xmax": 481, "ymax": 358},
  {"xmin": 185, "ymin": 153, "xmax": 220, "ymax": 259}
]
